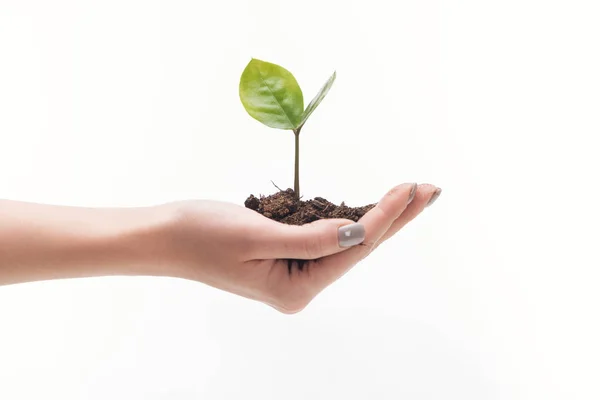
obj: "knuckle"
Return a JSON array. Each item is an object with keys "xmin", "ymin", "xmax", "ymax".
[
  {"xmin": 276, "ymin": 296, "xmax": 309, "ymax": 314},
  {"xmin": 373, "ymin": 204, "xmax": 388, "ymax": 218},
  {"xmin": 268, "ymin": 281, "xmax": 313, "ymax": 315},
  {"xmin": 386, "ymin": 185, "xmax": 403, "ymax": 198},
  {"xmin": 277, "ymin": 304, "xmax": 306, "ymax": 315}
]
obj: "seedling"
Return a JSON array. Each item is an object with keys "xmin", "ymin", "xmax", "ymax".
[
  {"xmin": 239, "ymin": 58, "xmax": 335, "ymax": 200},
  {"xmin": 239, "ymin": 59, "xmax": 374, "ymax": 226}
]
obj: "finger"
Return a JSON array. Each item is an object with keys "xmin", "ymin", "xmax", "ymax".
[
  {"xmin": 376, "ymin": 185, "xmax": 441, "ymax": 246},
  {"xmin": 356, "ymin": 182, "xmax": 418, "ymax": 248},
  {"xmin": 252, "ymin": 218, "xmax": 366, "ymax": 260},
  {"xmin": 310, "ymin": 182, "xmax": 418, "ymax": 285}
]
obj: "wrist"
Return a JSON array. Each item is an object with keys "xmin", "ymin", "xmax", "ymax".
[{"xmin": 85, "ymin": 203, "xmax": 180, "ymax": 279}]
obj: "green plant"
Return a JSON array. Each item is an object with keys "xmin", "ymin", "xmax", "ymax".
[{"xmin": 239, "ymin": 59, "xmax": 336, "ymax": 200}]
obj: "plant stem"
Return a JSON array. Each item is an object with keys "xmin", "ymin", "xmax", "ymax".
[{"xmin": 293, "ymin": 128, "xmax": 301, "ymax": 200}]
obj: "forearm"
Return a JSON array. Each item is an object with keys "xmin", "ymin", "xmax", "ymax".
[{"xmin": 0, "ymin": 200, "xmax": 176, "ymax": 286}]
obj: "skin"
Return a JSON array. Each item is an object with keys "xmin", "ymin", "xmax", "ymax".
[{"xmin": 0, "ymin": 183, "xmax": 440, "ymax": 314}]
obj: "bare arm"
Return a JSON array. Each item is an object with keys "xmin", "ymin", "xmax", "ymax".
[{"xmin": 0, "ymin": 200, "xmax": 174, "ymax": 285}]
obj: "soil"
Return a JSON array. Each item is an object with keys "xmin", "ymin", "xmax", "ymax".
[{"xmin": 244, "ymin": 188, "xmax": 376, "ymax": 226}]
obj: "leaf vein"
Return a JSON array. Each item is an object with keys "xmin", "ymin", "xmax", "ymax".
[{"xmin": 256, "ymin": 68, "xmax": 295, "ymax": 128}]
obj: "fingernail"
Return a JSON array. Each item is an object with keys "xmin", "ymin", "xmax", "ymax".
[
  {"xmin": 426, "ymin": 188, "xmax": 442, "ymax": 207},
  {"xmin": 338, "ymin": 223, "xmax": 366, "ymax": 247},
  {"xmin": 408, "ymin": 183, "xmax": 418, "ymax": 204}
]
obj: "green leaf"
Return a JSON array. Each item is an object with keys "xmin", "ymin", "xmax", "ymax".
[
  {"xmin": 297, "ymin": 71, "xmax": 336, "ymax": 130},
  {"xmin": 239, "ymin": 59, "xmax": 304, "ymax": 130}
]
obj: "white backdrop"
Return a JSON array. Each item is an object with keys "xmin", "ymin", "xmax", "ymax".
[{"xmin": 1, "ymin": 0, "xmax": 599, "ymax": 399}]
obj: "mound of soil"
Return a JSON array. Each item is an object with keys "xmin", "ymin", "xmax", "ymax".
[{"xmin": 244, "ymin": 188, "xmax": 376, "ymax": 226}]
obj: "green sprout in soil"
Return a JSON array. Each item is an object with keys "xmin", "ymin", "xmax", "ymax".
[{"xmin": 239, "ymin": 59, "xmax": 336, "ymax": 200}]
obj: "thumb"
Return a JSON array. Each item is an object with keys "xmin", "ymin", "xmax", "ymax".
[{"xmin": 257, "ymin": 219, "xmax": 366, "ymax": 260}]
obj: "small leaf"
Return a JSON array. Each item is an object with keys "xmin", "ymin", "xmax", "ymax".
[
  {"xmin": 239, "ymin": 59, "xmax": 304, "ymax": 130},
  {"xmin": 297, "ymin": 71, "xmax": 336, "ymax": 130}
]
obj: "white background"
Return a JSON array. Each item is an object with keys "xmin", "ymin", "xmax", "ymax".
[{"xmin": 1, "ymin": 0, "xmax": 599, "ymax": 399}]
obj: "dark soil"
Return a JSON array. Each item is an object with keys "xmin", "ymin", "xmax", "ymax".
[{"xmin": 244, "ymin": 188, "xmax": 376, "ymax": 226}]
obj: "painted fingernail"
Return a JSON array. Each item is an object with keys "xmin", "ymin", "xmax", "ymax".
[
  {"xmin": 338, "ymin": 223, "xmax": 366, "ymax": 247},
  {"xmin": 426, "ymin": 187, "xmax": 442, "ymax": 207},
  {"xmin": 408, "ymin": 183, "xmax": 418, "ymax": 204}
]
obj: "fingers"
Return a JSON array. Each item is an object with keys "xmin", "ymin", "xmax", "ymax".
[
  {"xmin": 376, "ymin": 185, "xmax": 441, "ymax": 246},
  {"xmin": 310, "ymin": 182, "xmax": 418, "ymax": 284},
  {"xmin": 251, "ymin": 218, "xmax": 366, "ymax": 260},
  {"xmin": 354, "ymin": 182, "xmax": 418, "ymax": 248}
]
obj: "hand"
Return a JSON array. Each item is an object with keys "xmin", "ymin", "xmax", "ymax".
[{"xmin": 161, "ymin": 183, "xmax": 441, "ymax": 313}]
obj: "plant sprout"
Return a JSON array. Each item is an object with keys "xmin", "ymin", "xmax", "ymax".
[{"xmin": 239, "ymin": 59, "xmax": 336, "ymax": 200}]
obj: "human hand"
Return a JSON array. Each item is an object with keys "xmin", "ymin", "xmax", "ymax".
[{"xmin": 160, "ymin": 183, "xmax": 441, "ymax": 313}]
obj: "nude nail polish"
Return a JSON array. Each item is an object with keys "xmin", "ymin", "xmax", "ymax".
[
  {"xmin": 426, "ymin": 188, "xmax": 442, "ymax": 207},
  {"xmin": 408, "ymin": 183, "xmax": 418, "ymax": 204},
  {"xmin": 338, "ymin": 223, "xmax": 366, "ymax": 247}
]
